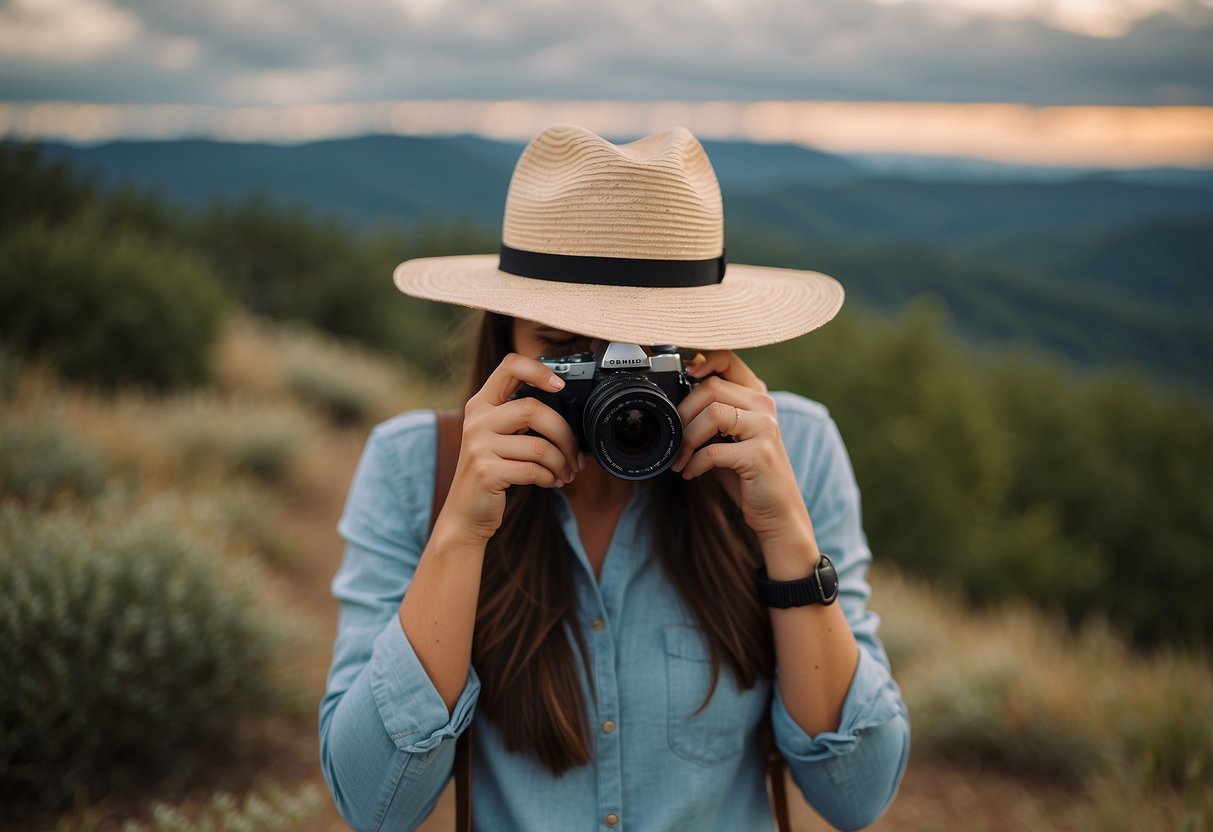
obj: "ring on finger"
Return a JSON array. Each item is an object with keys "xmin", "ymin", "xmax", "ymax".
[{"xmin": 729, "ymin": 405, "xmax": 740, "ymax": 436}]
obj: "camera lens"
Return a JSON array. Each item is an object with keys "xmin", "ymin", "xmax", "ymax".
[
  {"xmin": 611, "ymin": 408, "xmax": 659, "ymax": 456},
  {"xmin": 584, "ymin": 374, "xmax": 682, "ymax": 480}
]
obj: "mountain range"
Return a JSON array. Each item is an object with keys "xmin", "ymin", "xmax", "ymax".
[{"xmin": 35, "ymin": 134, "xmax": 1213, "ymax": 393}]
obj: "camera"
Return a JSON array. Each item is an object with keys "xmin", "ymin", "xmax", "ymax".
[{"xmin": 515, "ymin": 341, "xmax": 727, "ymax": 481}]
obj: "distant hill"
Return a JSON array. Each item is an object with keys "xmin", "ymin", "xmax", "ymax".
[
  {"xmin": 33, "ymin": 134, "xmax": 1213, "ymax": 393},
  {"xmin": 726, "ymin": 228, "xmax": 1212, "ymax": 388},
  {"xmin": 700, "ymin": 139, "xmax": 863, "ymax": 189},
  {"xmin": 971, "ymin": 220, "xmax": 1213, "ymax": 311},
  {"xmin": 43, "ymin": 134, "xmax": 1211, "ymax": 239},
  {"xmin": 42, "ymin": 135, "xmax": 514, "ymax": 227},
  {"xmin": 725, "ymin": 178, "xmax": 1212, "ymax": 245},
  {"xmin": 848, "ymin": 153, "xmax": 1213, "ymax": 188},
  {"xmin": 40, "ymin": 134, "xmax": 865, "ymax": 223}
]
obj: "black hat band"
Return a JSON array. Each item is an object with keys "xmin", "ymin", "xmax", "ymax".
[{"xmin": 499, "ymin": 244, "xmax": 726, "ymax": 288}]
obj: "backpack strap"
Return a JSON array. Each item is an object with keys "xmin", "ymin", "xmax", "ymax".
[
  {"xmin": 429, "ymin": 409, "xmax": 473, "ymax": 832},
  {"xmin": 430, "ymin": 409, "xmax": 464, "ymax": 533},
  {"xmin": 765, "ymin": 712, "xmax": 792, "ymax": 832}
]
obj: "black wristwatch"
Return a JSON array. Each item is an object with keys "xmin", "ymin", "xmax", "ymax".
[{"xmin": 755, "ymin": 554, "xmax": 839, "ymax": 608}]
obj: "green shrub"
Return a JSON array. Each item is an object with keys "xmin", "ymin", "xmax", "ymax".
[
  {"xmin": 747, "ymin": 300, "xmax": 1213, "ymax": 648},
  {"xmin": 750, "ymin": 301, "xmax": 1012, "ymax": 577},
  {"xmin": 216, "ymin": 315, "xmax": 438, "ymax": 426},
  {"xmin": 198, "ymin": 482, "xmax": 298, "ymax": 569},
  {"xmin": 987, "ymin": 359, "xmax": 1213, "ymax": 646},
  {"xmin": 1082, "ymin": 763, "xmax": 1213, "ymax": 832},
  {"xmin": 51, "ymin": 782, "xmax": 323, "ymax": 832},
  {"xmin": 875, "ymin": 567, "xmax": 1213, "ymax": 788},
  {"xmin": 117, "ymin": 784, "xmax": 324, "ymax": 832},
  {"xmin": 284, "ymin": 348, "xmax": 397, "ymax": 426},
  {"xmin": 162, "ymin": 396, "xmax": 319, "ymax": 485},
  {"xmin": 0, "ymin": 504, "xmax": 285, "ymax": 813},
  {"xmin": 0, "ymin": 420, "xmax": 110, "ymax": 506},
  {"xmin": 0, "ymin": 349, "xmax": 23, "ymax": 399},
  {"xmin": 0, "ymin": 219, "xmax": 229, "ymax": 390},
  {"xmin": 0, "ymin": 142, "xmax": 98, "ymax": 238},
  {"xmin": 0, "ymin": 379, "xmax": 320, "ymax": 496},
  {"xmin": 1116, "ymin": 652, "xmax": 1213, "ymax": 791},
  {"xmin": 190, "ymin": 199, "xmax": 473, "ymax": 378}
]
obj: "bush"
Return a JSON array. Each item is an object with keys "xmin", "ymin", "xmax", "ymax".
[
  {"xmin": 190, "ymin": 199, "xmax": 473, "ymax": 378},
  {"xmin": 875, "ymin": 567, "xmax": 1213, "ymax": 788},
  {"xmin": 50, "ymin": 782, "xmax": 323, "ymax": 832},
  {"xmin": 987, "ymin": 359, "xmax": 1213, "ymax": 646},
  {"xmin": 0, "ymin": 349, "xmax": 23, "ymax": 399},
  {"xmin": 0, "ymin": 420, "xmax": 110, "ymax": 507},
  {"xmin": 283, "ymin": 343, "xmax": 401, "ymax": 426},
  {"xmin": 212, "ymin": 315, "xmax": 448, "ymax": 427},
  {"xmin": 117, "ymin": 783, "xmax": 323, "ymax": 832},
  {"xmin": 162, "ymin": 396, "xmax": 319, "ymax": 486},
  {"xmin": 197, "ymin": 481, "xmax": 299, "ymax": 569},
  {"xmin": 0, "ymin": 219, "xmax": 229, "ymax": 390},
  {"xmin": 0, "ymin": 142, "xmax": 97, "ymax": 238},
  {"xmin": 751, "ymin": 301, "xmax": 1018, "ymax": 579},
  {"xmin": 747, "ymin": 300, "xmax": 1213, "ymax": 648},
  {"xmin": 0, "ymin": 504, "xmax": 286, "ymax": 813},
  {"xmin": 0, "ymin": 368, "xmax": 323, "ymax": 496}
]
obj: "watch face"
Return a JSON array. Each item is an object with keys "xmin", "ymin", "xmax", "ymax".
[{"xmin": 816, "ymin": 555, "xmax": 839, "ymax": 605}]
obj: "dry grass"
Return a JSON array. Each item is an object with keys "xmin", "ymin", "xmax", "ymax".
[
  {"xmin": 6, "ymin": 322, "xmax": 1210, "ymax": 831},
  {"xmin": 872, "ymin": 565, "xmax": 1213, "ymax": 826},
  {"xmin": 51, "ymin": 783, "xmax": 324, "ymax": 832},
  {"xmin": 213, "ymin": 315, "xmax": 457, "ymax": 427},
  {"xmin": 3, "ymin": 316, "xmax": 453, "ymax": 502},
  {"xmin": 5, "ymin": 362, "xmax": 324, "ymax": 496}
]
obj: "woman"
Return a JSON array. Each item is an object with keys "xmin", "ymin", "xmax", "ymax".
[{"xmin": 320, "ymin": 125, "xmax": 909, "ymax": 831}]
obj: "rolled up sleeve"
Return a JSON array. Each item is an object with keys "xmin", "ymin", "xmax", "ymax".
[
  {"xmin": 773, "ymin": 645, "xmax": 909, "ymax": 830},
  {"xmin": 370, "ymin": 613, "xmax": 479, "ymax": 753},
  {"xmin": 771, "ymin": 394, "xmax": 911, "ymax": 830},
  {"xmin": 318, "ymin": 412, "xmax": 478, "ymax": 832}
]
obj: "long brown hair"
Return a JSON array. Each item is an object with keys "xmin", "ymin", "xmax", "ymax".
[{"xmin": 467, "ymin": 312, "xmax": 774, "ymax": 775}]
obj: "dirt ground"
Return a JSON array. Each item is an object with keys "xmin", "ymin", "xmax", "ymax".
[{"xmin": 269, "ymin": 431, "xmax": 1091, "ymax": 832}]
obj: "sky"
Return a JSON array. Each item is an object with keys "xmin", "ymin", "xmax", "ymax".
[{"xmin": 1, "ymin": 0, "xmax": 1210, "ymax": 164}]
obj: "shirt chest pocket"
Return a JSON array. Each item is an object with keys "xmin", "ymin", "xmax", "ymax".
[{"xmin": 663, "ymin": 624, "xmax": 765, "ymax": 767}]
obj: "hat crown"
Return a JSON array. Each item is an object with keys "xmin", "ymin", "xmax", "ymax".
[{"xmin": 502, "ymin": 124, "xmax": 724, "ymax": 262}]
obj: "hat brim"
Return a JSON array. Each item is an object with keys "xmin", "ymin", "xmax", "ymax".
[{"xmin": 394, "ymin": 255, "xmax": 844, "ymax": 351}]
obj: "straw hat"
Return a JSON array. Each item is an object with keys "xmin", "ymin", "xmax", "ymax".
[{"xmin": 394, "ymin": 124, "xmax": 844, "ymax": 350}]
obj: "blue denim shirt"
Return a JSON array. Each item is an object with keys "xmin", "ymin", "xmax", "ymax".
[{"xmin": 320, "ymin": 392, "xmax": 909, "ymax": 831}]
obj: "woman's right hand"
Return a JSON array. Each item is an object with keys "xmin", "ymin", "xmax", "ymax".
[{"xmin": 438, "ymin": 353, "xmax": 584, "ymax": 546}]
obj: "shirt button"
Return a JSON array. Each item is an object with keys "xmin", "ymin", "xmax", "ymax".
[
  {"xmin": 605, "ymin": 813, "xmax": 619, "ymax": 827},
  {"xmin": 601, "ymin": 719, "xmax": 616, "ymax": 734},
  {"xmin": 591, "ymin": 618, "xmax": 605, "ymax": 631}
]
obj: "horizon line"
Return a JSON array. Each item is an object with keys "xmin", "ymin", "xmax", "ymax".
[{"xmin": 2, "ymin": 99, "xmax": 1211, "ymax": 169}]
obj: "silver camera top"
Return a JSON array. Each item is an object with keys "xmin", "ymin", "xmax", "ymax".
[
  {"xmin": 599, "ymin": 342, "xmax": 651, "ymax": 370},
  {"xmin": 599, "ymin": 342, "xmax": 684, "ymax": 373},
  {"xmin": 541, "ymin": 342, "xmax": 684, "ymax": 380}
]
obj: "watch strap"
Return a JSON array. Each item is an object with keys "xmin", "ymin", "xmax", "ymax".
[
  {"xmin": 755, "ymin": 567, "xmax": 822, "ymax": 608},
  {"xmin": 754, "ymin": 556, "xmax": 838, "ymax": 608}
]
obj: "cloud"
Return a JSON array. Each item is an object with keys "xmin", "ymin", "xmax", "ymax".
[
  {"xmin": 0, "ymin": 0, "xmax": 141, "ymax": 62},
  {"xmin": 0, "ymin": 0, "xmax": 1208, "ymax": 106}
]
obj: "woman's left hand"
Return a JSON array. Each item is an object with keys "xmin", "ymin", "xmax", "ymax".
[{"xmin": 671, "ymin": 350, "xmax": 813, "ymax": 545}]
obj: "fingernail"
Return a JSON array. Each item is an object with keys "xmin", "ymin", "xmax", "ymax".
[
  {"xmin": 548, "ymin": 375, "xmax": 565, "ymax": 391},
  {"xmin": 577, "ymin": 452, "xmax": 586, "ymax": 471}
]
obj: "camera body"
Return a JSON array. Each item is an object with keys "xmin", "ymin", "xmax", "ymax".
[{"xmin": 515, "ymin": 342, "xmax": 708, "ymax": 481}]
